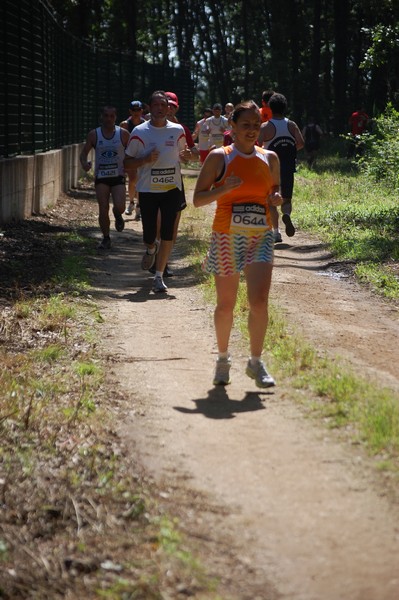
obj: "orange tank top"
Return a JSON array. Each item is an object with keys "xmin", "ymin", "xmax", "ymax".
[{"xmin": 212, "ymin": 145, "xmax": 274, "ymax": 234}]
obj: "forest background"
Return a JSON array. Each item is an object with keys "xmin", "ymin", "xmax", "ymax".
[{"xmin": 49, "ymin": 0, "xmax": 399, "ymax": 133}]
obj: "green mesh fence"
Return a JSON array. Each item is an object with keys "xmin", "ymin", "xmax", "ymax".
[{"xmin": 0, "ymin": 0, "xmax": 194, "ymax": 158}]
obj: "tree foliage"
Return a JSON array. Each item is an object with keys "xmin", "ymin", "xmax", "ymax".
[{"xmin": 49, "ymin": 0, "xmax": 399, "ymax": 132}]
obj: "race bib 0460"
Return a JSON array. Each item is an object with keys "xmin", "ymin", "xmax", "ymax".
[
  {"xmin": 230, "ymin": 203, "xmax": 268, "ymax": 233},
  {"xmin": 150, "ymin": 167, "xmax": 176, "ymax": 191}
]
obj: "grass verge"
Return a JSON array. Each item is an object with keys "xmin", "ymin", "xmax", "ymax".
[{"xmin": 294, "ymin": 138, "xmax": 399, "ymax": 299}]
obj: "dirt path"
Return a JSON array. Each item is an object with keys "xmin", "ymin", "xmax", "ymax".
[{"xmin": 90, "ymin": 194, "xmax": 399, "ymax": 600}]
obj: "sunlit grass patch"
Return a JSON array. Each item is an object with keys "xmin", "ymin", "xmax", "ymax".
[
  {"xmin": 155, "ymin": 515, "xmax": 220, "ymax": 592},
  {"xmin": 178, "ymin": 195, "xmax": 213, "ymax": 282},
  {"xmin": 32, "ymin": 343, "xmax": 65, "ymax": 362},
  {"xmin": 52, "ymin": 255, "xmax": 91, "ymax": 290},
  {"xmin": 295, "ymin": 162, "xmax": 399, "ymax": 298},
  {"xmin": 355, "ymin": 262, "xmax": 399, "ymax": 298},
  {"xmin": 14, "ymin": 299, "xmax": 33, "ymax": 319},
  {"xmin": 361, "ymin": 392, "xmax": 399, "ymax": 455}
]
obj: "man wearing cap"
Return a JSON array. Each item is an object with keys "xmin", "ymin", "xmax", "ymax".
[
  {"xmin": 149, "ymin": 91, "xmax": 199, "ymax": 277},
  {"xmin": 165, "ymin": 92, "xmax": 198, "ymax": 155},
  {"xmin": 124, "ymin": 90, "xmax": 193, "ymax": 293},
  {"xmin": 120, "ymin": 101, "xmax": 146, "ymax": 218},
  {"xmin": 205, "ymin": 104, "xmax": 228, "ymax": 149}
]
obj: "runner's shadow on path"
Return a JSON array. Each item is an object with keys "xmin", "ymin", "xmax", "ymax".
[{"xmin": 174, "ymin": 387, "xmax": 274, "ymax": 420}]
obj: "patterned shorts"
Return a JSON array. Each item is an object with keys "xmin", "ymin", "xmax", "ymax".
[{"xmin": 202, "ymin": 231, "xmax": 274, "ymax": 276}]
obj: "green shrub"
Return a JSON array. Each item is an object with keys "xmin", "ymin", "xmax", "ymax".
[{"xmin": 358, "ymin": 104, "xmax": 399, "ymax": 191}]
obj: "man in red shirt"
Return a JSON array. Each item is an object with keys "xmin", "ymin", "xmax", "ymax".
[
  {"xmin": 349, "ymin": 107, "xmax": 369, "ymax": 135},
  {"xmin": 348, "ymin": 106, "xmax": 369, "ymax": 158}
]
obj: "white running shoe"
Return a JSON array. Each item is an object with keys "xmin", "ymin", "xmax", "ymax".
[
  {"xmin": 274, "ymin": 230, "xmax": 282, "ymax": 243},
  {"xmin": 213, "ymin": 356, "xmax": 232, "ymax": 386},
  {"xmin": 152, "ymin": 275, "xmax": 168, "ymax": 293},
  {"xmin": 246, "ymin": 360, "xmax": 275, "ymax": 388},
  {"xmin": 125, "ymin": 203, "xmax": 134, "ymax": 215}
]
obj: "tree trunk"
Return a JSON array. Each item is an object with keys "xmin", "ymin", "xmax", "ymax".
[
  {"xmin": 333, "ymin": 0, "xmax": 349, "ymax": 133},
  {"xmin": 310, "ymin": 0, "xmax": 322, "ymax": 119}
]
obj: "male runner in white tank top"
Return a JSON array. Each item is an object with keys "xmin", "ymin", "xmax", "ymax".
[
  {"xmin": 205, "ymin": 103, "xmax": 229, "ymax": 149},
  {"xmin": 80, "ymin": 105, "xmax": 130, "ymax": 249}
]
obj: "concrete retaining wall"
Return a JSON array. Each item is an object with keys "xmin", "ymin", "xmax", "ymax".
[{"xmin": 0, "ymin": 143, "xmax": 94, "ymax": 225}]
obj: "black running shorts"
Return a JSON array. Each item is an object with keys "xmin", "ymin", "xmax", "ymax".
[
  {"xmin": 95, "ymin": 175, "xmax": 126, "ymax": 187},
  {"xmin": 139, "ymin": 187, "xmax": 182, "ymax": 244}
]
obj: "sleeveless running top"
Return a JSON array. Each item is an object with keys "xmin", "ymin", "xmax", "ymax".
[
  {"xmin": 196, "ymin": 118, "xmax": 211, "ymax": 151},
  {"xmin": 263, "ymin": 117, "xmax": 297, "ymax": 172},
  {"xmin": 206, "ymin": 115, "xmax": 229, "ymax": 148},
  {"xmin": 126, "ymin": 116, "xmax": 145, "ymax": 133},
  {"xmin": 212, "ymin": 145, "xmax": 274, "ymax": 234},
  {"xmin": 95, "ymin": 126, "xmax": 125, "ymax": 179}
]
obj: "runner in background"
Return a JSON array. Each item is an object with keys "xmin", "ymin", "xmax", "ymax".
[
  {"xmin": 120, "ymin": 100, "xmax": 145, "ymax": 220},
  {"xmin": 260, "ymin": 89, "xmax": 274, "ymax": 123},
  {"xmin": 349, "ymin": 106, "xmax": 369, "ymax": 136},
  {"xmin": 223, "ymin": 102, "xmax": 234, "ymax": 119},
  {"xmin": 80, "ymin": 105, "xmax": 129, "ymax": 250},
  {"xmin": 258, "ymin": 93, "xmax": 304, "ymax": 243},
  {"xmin": 302, "ymin": 117, "xmax": 323, "ymax": 168},
  {"xmin": 205, "ymin": 103, "xmax": 229, "ymax": 149},
  {"xmin": 192, "ymin": 107, "xmax": 213, "ymax": 163},
  {"xmin": 347, "ymin": 106, "xmax": 369, "ymax": 158}
]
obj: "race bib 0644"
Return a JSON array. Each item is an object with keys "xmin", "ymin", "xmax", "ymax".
[{"xmin": 230, "ymin": 203, "xmax": 268, "ymax": 233}]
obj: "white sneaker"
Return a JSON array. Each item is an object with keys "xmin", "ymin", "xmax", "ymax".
[
  {"xmin": 246, "ymin": 359, "xmax": 275, "ymax": 388},
  {"xmin": 274, "ymin": 230, "xmax": 282, "ymax": 243},
  {"xmin": 152, "ymin": 275, "xmax": 168, "ymax": 293},
  {"xmin": 213, "ymin": 356, "xmax": 232, "ymax": 386},
  {"xmin": 125, "ymin": 203, "xmax": 134, "ymax": 215}
]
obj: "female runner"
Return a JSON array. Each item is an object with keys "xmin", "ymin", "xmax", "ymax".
[{"xmin": 193, "ymin": 100, "xmax": 282, "ymax": 387}]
